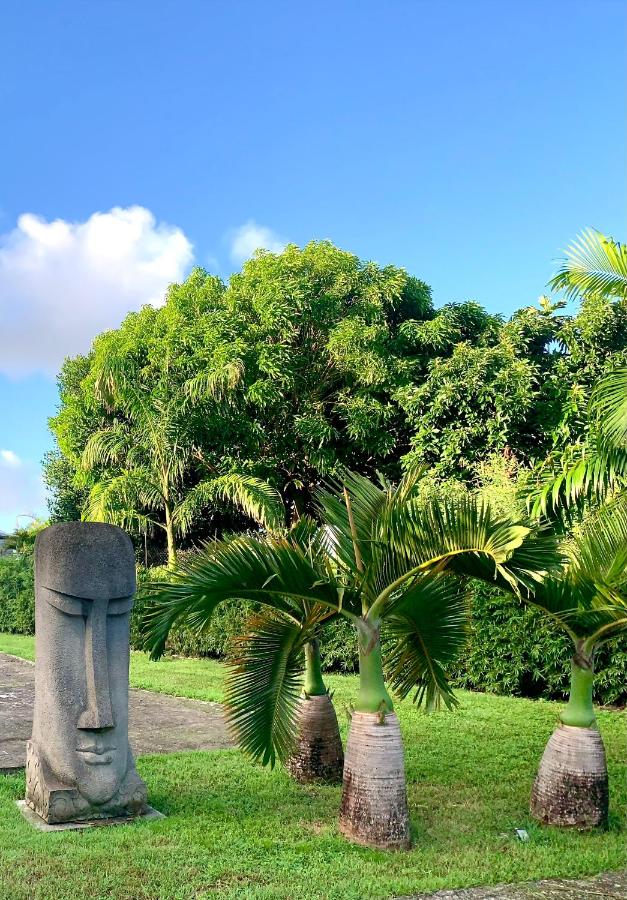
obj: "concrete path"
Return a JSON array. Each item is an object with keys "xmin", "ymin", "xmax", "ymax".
[
  {"xmin": 0, "ymin": 651, "xmax": 233, "ymax": 772},
  {"xmin": 403, "ymin": 870, "xmax": 627, "ymax": 899}
]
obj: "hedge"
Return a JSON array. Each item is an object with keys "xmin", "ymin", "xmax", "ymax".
[
  {"xmin": 1, "ymin": 554, "xmax": 626, "ymax": 705},
  {"xmin": 0, "ymin": 554, "xmax": 34, "ymax": 636}
]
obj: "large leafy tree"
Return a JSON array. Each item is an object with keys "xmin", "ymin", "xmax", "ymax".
[
  {"xmin": 205, "ymin": 242, "xmax": 434, "ymax": 515},
  {"xmin": 47, "ymin": 237, "xmax": 627, "ymax": 552},
  {"xmin": 142, "ymin": 470, "xmax": 557, "ymax": 850},
  {"xmin": 50, "ymin": 271, "xmax": 283, "ymax": 563}
]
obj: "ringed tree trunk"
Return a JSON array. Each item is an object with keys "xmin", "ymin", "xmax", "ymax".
[
  {"xmin": 339, "ymin": 619, "xmax": 411, "ymax": 850},
  {"xmin": 164, "ymin": 499, "xmax": 177, "ymax": 569},
  {"xmin": 286, "ymin": 640, "xmax": 344, "ymax": 783},
  {"xmin": 531, "ymin": 644, "xmax": 608, "ymax": 828}
]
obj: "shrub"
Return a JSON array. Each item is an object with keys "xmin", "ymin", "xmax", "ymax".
[
  {"xmin": 134, "ymin": 565, "xmax": 256, "ymax": 657},
  {"xmin": 1, "ymin": 557, "xmax": 625, "ymax": 705},
  {"xmin": 451, "ymin": 582, "xmax": 627, "ymax": 705},
  {"xmin": 0, "ymin": 555, "xmax": 35, "ymax": 635}
]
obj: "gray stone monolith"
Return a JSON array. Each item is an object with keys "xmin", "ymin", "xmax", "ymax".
[{"xmin": 25, "ymin": 522, "xmax": 148, "ymax": 824}]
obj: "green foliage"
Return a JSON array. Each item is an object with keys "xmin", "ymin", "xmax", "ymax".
[
  {"xmin": 399, "ymin": 341, "xmax": 538, "ymax": 477},
  {"xmin": 135, "ymin": 565, "xmax": 256, "ymax": 657},
  {"xmin": 142, "ymin": 469, "xmax": 558, "ymax": 761},
  {"xmin": 2, "ymin": 555, "xmax": 625, "ymax": 706},
  {"xmin": 549, "ymin": 229, "xmax": 627, "ymax": 302},
  {"xmin": 0, "ymin": 555, "xmax": 34, "ymax": 635},
  {"xmin": 0, "ymin": 520, "xmax": 47, "ymax": 556},
  {"xmin": 452, "ymin": 583, "xmax": 627, "ymax": 705}
]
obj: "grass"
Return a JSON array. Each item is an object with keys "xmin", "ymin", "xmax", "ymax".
[{"xmin": 0, "ymin": 633, "xmax": 625, "ymax": 900}]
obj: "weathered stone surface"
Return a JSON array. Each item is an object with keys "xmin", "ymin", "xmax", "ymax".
[
  {"xmin": 26, "ymin": 523, "xmax": 148, "ymax": 823},
  {"xmin": 400, "ymin": 869, "xmax": 627, "ymax": 898},
  {"xmin": 0, "ymin": 651, "xmax": 233, "ymax": 772}
]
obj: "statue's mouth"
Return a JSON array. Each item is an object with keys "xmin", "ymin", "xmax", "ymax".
[{"xmin": 76, "ymin": 746, "xmax": 116, "ymax": 765}]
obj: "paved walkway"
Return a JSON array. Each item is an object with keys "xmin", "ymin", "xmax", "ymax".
[
  {"xmin": 404, "ymin": 870, "xmax": 627, "ymax": 899},
  {"xmin": 0, "ymin": 651, "xmax": 233, "ymax": 772}
]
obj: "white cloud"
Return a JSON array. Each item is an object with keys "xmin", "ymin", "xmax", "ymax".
[
  {"xmin": 229, "ymin": 220, "xmax": 285, "ymax": 264},
  {"xmin": 0, "ymin": 449, "xmax": 21, "ymax": 467},
  {"xmin": 0, "ymin": 206, "xmax": 193, "ymax": 377},
  {"xmin": 0, "ymin": 451, "xmax": 46, "ymax": 529}
]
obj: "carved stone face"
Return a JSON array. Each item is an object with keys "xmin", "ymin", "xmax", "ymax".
[
  {"xmin": 35, "ymin": 587, "xmax": 133, "ymax": 804},
  {"xmin": 31, "ymin": 523, "xmax": 139, "ymax": 810}
]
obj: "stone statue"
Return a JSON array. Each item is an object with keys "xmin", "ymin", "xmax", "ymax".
[{"xmin": 25, "ymin": 522, "xmax": 148, "ymax": 824}]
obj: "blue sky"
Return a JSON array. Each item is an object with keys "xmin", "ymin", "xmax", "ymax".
[{"xmin": 0, "ymin": 0, "xmax": 625, "ymax": 531}]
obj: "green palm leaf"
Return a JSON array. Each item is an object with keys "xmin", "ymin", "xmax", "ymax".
[
  {"xmin": 141, "ymin": 534, "xmax": 342, "ymax": 658},
  {"xmin": 83, "ymin": 470, "xmax": 162, "ymax": 531},
  {"xmin": 224, "ymin": 604, "xmax": 330, "ymax": 766},
  {"xmin": 377, "ymin": 496, "xmax": 558, "ymax": 600},
  {"xmin": 184, "ymin": 359, "xmax": 244, "ymax": 402},
  {"xmin": 224, "ymin": 610, "xmax": 306, "ymax": 766},
  {"xmin": 549, "ymin": 229, "xmax": 627, "ymax": 301},
  {"xmin": 316, "ymin": 469, "xmax": 388, "ymax": 575},
  {"xmin": 385, "ymin": 572, "xmax": 467, "ymax": 710},
  {"xmin": 82, "ymin": 424, "xmax": 134, "ymax": 470},
  {"xmin": 528, "ymin": 445, "xmax": 627, "ymax": 519},
  {"xmin": 590, "ymin": 367, "xmax": 627, "ymax": 452},
  {"xmin": 531, "ymin": 500, "xmax": 627, "ymax": 642},
  {"xmin": 174, "ymin": 474, "xmax": 284, "ymax": 535}
]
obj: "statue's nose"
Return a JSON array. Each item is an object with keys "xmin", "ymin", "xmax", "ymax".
[{"xmin": 78, "ymin": 597, "xmax": 115, "ymax": 731}]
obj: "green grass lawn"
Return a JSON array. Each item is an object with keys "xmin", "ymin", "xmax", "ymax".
[{"xmin": 0, "ymin": 633, "xmax": 625, "ymax": 900}]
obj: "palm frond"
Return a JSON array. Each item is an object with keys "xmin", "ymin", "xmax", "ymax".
[
  {"xmin": 530, "ymin": 500, "xmax": 627, "ymax": 642},
  {"xmin": 83, "ymin": 470, "xmax": 162, "ymax": 532},
  {"xmin": 224, "ymin": 603, "xmax": 331, "ymax": 766},
  {"xmin": 141, "ymin": 534, "xmax": 343, "ymax": 658},
  {"xmin": 549, "ymin": 229, "xmax": 627, "ymax": 301},
  {"xmin": 184, "ymin": 359, "xmax": 244, "ymax": 402},
  {"xmin": 590, "ymin": 367, "xmax": 627, "ymax": 453},
  {"xmin": 385, "ymin": 572, "xmax": 467, "ymax": 710},
  {"xmin": 82, "ymin": 425, "xmax": 133, "ymax": 471},
  {"xmin": 528, "ymin": 446, "xmax": 627, "ymax": 520},
  {"xmin": 316, "ymin": 470, "xmax": 387, "ymax": 576},
  {"xmin": 376, "ymin": 496, "xmax": 559, "ymax": 601},
  {"xmin": 174, "ymin": 474, "xmax": 284, "ymax": 535},
  {"xmin": 210, "ymin": 474, "xmax": 284, "ymax": 532}
]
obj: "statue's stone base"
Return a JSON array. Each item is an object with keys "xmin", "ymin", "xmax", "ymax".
[
  {"xmin": 16, "ymin": 800, "xmax": 164, "ymax": 831},
  {"xmin": 25, "ymin": 740, "xmax": 149, "ymax": 824}
]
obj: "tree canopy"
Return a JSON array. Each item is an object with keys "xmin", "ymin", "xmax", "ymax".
[{"xmin": 46, "ymin": 237, "xmax": 627, "ymax": 558}]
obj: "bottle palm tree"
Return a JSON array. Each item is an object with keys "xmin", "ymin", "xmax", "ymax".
[
  {"xmin": 142, "ymin": 469, "xmax": 556, "ymax": 849},
  {"xmin": 226, "ymin": 517, "xmax": 345, "ymax": 784},
  {"xmin": 527, "ymin": 503, "xmax": 627, "ymax": 828}
]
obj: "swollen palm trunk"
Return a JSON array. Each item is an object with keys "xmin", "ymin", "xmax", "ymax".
[
  {"xmin": 530, "ymin": 724, "xmax": 609, "ymax": 828},
  {"xmin": 286, "ymin": 694, "xmax": 344, "ymax": 783},
  {"xmin": 339, "ymin": 711, "xmax": 410, "ymax": 850}
]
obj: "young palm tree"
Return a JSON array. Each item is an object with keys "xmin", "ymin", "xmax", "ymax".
[
  {"xmin": 83, "ymin": 365, "xmax": 283, "ymax": 566},
  {"xmin": 142, "ymin": 470, "xmax": 556, "ymax": 849},
  {"xmin": 528, "ymin": 504, "xmax": 627, "ymax": 828}
]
